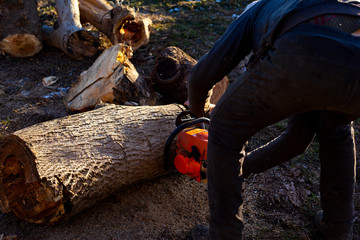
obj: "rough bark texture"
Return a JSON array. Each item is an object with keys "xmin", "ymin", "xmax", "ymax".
[
  {"xmin": 0, "ymin": 0, "xmax": 42, "ymax": 57},
  {"xmin": 151, "ymin": 46, "xmax": 229, "ymax": 104},
  {"xmin": 78, "ymin": 0, "xmax": 114, "ymax": 39},
  {"xmin": 0, "ymin": 104, "xmax": 185, "ymax": 224},
  {"xmin": 65, "ymin": 44, "xmax": 156, "ymax": 112},
  {"xmin": 41, "ymin": 0, "xmax": 98, "ymax": 60},
  {"xmin": 79, "ymin": 0, "xmax": 151, "ymax": 50}
]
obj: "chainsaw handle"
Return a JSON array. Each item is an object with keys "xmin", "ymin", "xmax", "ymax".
[
  {"xmin": 164, "ymin": 117, "xmax": 210, "ymax": 171},
  {"xmin": 175, "ymin": 110, "xmax": 197, "ymax": 127}
]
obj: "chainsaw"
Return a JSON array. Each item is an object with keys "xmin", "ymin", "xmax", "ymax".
[{"xmin": 164, "ymin": 111, "xmax": 210, "ymax": 184}]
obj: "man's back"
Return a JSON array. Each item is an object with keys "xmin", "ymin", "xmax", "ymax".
[{"xmin": 188, "ymin": 0, "xmax": 360, "ymax": 105}]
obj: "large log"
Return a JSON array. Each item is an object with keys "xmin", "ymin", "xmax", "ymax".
[
  {"xmin": 0, "ymin": 0, "xmax": 42, "ymax": 57},
  {"xmin": 0, "ymin": 104, "xmax": 185, "ymax": 224},
  {"xmin": 41, "ymin": 0, "xmax": 99, "ymax": 60},
  {"xmin": 151, "ymin": 46, "xmax": 229, "ymax": 104},
  {"xmin": 65, "ymin": 44, "xmax": 156, "ymax": 112},
  {"xmin": 78, "ymin": 0, "xmax": 151, "ymax": 50}
]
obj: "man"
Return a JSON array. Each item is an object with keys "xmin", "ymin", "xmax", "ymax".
[{"xmin": 187, "ymin": 0, "xmax": 360, "ymax": 239}]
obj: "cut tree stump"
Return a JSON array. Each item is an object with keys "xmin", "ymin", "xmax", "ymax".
[
  {"xmin": 41, "ymin": 0, "xmax": 99, "ymax": 60},
  {"xmin": 0, "ymin": 0, "xmax": 42, "ymax": 57},
  {"xmin": 151, "ymin": 46, "xmax": 229, "ymax": 104},
  {"xmin": 79, "ymin": 0, "xmax": 151, "ymax": 50},
  {"xmin": 0, "ymin": 104, "xmax": 185, "ymax": 224},
  {"xmin": 65, "ymin": 44, "xmax": 156, "ymax": 112}
]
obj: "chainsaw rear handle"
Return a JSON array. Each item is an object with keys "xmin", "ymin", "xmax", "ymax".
[{"xmin": 164, "ymin": 117, "xmax": 210, "ymax": 171}]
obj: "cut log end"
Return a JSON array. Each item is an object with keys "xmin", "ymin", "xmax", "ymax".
[
  {"xmin": 152, "ymin": 47, "xmax": 196, "ymax": 103},
  {"xmin": 0, "ymin": 34, "xmax": 42, "ymax": 57},
  {"xmin": 111, "ymin": 6, "xmax": 151, "ymax": 50},
  {"xmin": 0, "ymin": 136, "xmax": 69, "ymax": 224},
  {"xmin": 111, "ymin": 5, "xmax": 136, "ymax": 43},
  {"xmin": 116, "ymin": 18, "xmax": 152, "ymax": 51},
  {"xmin": 152, "ymin": 46, "xmax": 229, "ymax": 104},
  {"xmin": 156, "ymin": 57, "xmax": 181, "ymax": 83},
  {"xmin": 78, "ymin": 2, "xmax": 151, "ymax": 51},
  {"xmin": 66, "ymin": 30, "xmax": 99, "ymax": 60}
]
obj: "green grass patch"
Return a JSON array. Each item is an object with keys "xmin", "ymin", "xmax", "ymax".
[
  {"xmin": 0, "ymin": 117, "xmax": 13, "ymax": 125},
  {"xmin": 124, "ymin": 0, "xmax": 246, "ymax": 58}
]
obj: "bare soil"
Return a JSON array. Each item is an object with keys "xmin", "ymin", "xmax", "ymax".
[{"xmin": 0, "ymin": 1, "xmax": 359, "ymax": 239}]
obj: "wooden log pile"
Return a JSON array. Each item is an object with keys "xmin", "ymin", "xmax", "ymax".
[
  {"xmin": 0, "ymin": 0, "xmax": 151, "ymax": 59},
  {"xmin": 0, "ymin": 43, "xmax": 228, "ymax": 223},
  {"xmin": 64, "ymin": 45, "xmax": 229, "ymax": 112},
  {"xmin": 0, "ymin": 0, "xmax": 231, "ymax": 225}
]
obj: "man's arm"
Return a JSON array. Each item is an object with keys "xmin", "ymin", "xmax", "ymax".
[{"xmin": 188, "ymin": 5, "xmax": 257, "ymax": 116}]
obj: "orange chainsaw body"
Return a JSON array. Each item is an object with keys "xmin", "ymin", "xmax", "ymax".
[{"xmin": 174, "ymin": 127, "xmax": 208, "ymax": 183}]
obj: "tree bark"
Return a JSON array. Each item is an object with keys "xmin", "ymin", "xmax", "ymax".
[
  {"xmin": 151, "ymin": 46, "xmax": 229, "ymax": 104},
  {"xmin": 0, "ymin": 104, "xmax": 185, "ymax": 224},
  {"xmin": 41, "ymin": 0, "xmax": 98, "ymax": 60},
  {"xmin": 78, "ymin": 0, "xmax": 151, "ymax": 50},
  {"xmin": 0, "ymin": 0, "xmax": 42, "ymax": 57},
  {"xmin": 65, "ymin": 44, "xmax": 156, "ymax": 112}
]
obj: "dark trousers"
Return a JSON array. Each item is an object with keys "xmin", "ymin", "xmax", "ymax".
[
  {"xmin": 207, "ymin": 23, "xmax": 360, "ymax": 240},
  {"xmin": 243, "ymin": 112, "xmax": 318, "ymax": 178}
]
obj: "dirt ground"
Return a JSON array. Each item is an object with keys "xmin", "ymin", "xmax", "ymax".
[{"xmin": 0, "ymin": 1, "xmax": 359, "ymax": 239}]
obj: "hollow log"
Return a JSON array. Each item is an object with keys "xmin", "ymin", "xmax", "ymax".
[
  {"xmin": 0, "ymin": 104, "xmax": 185, "ymax": 224},
  {"xmin": 41, "ymin": 0, "xmax": 98, "ymax": 60},
  {"xmin": 151, "ymin": 46, "xmax": 229, "ymax": 104},
  {"xmin": 78, "ymin": 0, "xmax": 151, "ymax": 50},
  {"xmin": 65, "ymin": 44, "xmax": 156, "ymax": 112},
  {"xmin": 0, "ymin": 0, "xmax": 42, "ymax": 57}
]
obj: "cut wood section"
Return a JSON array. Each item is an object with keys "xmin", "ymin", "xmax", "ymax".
[
  {"xmin": 0, "ymin": 0, "xmax": 42, "ymax": 57},
  {"xmin": 151, "ymin": 46, "xmax": 229, "ymax": 104},
  {"xmin": 0, "ymin": 104, "xmax": 185, "ymax": 224},
  {"xmin": 119, "ymin": 17, "xmax": 152, "ymax": 51},
  {"xmin": 41, "ymin": 0, "xmax": 98, "ymax": 60},
  {"xmin": 79, "ymin": 0, "xmax": 151, "ymax": 50},
  {"xmin": 65, "ymin": 44, "xmax": 156, "ymax": 112}
]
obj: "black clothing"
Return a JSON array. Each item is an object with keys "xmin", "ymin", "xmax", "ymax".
[
  {"xmin": 243, "ymin": 112, "xmax": 319, "ymax": 178},
  {"xmin": 206, "ymin": 22, "xmax": 360, "ymax": 239},
  {"xmin": 188, "ymin": 0, "xmax": 360, "ymax": 117},
  {"xmin": 188, "ymin": 0, "xmax": 360, "ymax": 238}
]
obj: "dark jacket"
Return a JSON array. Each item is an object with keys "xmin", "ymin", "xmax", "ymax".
[{"xmin": 188, "ymin": 0, "xmax": 360, "ymax": 116}]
